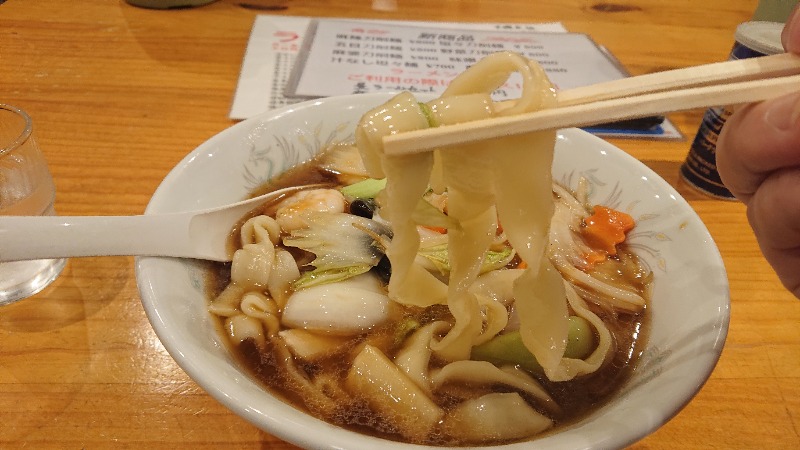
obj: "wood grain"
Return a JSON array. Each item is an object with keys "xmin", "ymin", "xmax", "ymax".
[{"xmin": 2, "ymin": 0, "xmax": 799, "ymax": 448}]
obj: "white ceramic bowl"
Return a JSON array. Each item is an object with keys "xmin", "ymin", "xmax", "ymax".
[{"xmin": 135, "ymin": 93, "xmax": 730, "ymax": 449}]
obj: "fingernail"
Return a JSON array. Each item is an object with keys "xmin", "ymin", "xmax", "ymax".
[
  {"xmin": 783, "ymin": 5, "xmax": 800, "ymax": 52},
  {"xmin": 764, "ymin": 92, "xmax": 800, "ymax": 131}
]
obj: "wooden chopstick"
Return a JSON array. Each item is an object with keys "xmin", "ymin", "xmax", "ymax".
[
  {"xmin": 382, "ymin": 53, "xmax": 800, "ymax": 156},
  {"xmin": 557, "ymin": 52, "xmax": 800, "ymax": 106}
]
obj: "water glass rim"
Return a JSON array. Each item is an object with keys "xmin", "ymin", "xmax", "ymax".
[{"xmin": 0, "ymin": 104, "xmax": 34, "ymax": 157}]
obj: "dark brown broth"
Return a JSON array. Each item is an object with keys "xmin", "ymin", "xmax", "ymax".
[
  {"xmin": 211, "ymin": 293, "xmax": 647, "ymax": 446},
  {"xmin": 207, "ymin": 151, "xmax": 650, "ymax": 446}
]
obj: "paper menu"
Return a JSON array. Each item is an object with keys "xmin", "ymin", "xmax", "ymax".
[
  {"xmin": 287, "ymin": 19, "xmax": 627, "ymax": 100},
  {"xmin": 229, "ymin": 15, "xmax": 567, "ymax": 120},
  {"xmin": 229, "ymin": 15, "xmax": 682, "ymax": 140}
]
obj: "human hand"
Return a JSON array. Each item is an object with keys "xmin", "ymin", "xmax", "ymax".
[{"xmin": 716, "ymin": 5, "xmax": 800, "ymax": 297}]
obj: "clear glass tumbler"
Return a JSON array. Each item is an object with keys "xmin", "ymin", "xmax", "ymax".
[{"xmin": 0, "ymin": 104, "xmax": 66, "ymax": 305}]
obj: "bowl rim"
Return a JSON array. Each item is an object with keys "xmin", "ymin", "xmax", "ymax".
[{"xmin": 135, "ymin": 92, "xmax": 730, "ymax": 450}]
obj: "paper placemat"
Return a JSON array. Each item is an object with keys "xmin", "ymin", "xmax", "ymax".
[{"xmin": 230, "ymin": 15, "xmax": 682, "ymax": 140}]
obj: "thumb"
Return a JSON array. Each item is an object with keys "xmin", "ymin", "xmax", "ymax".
[
  {"xmin": 783, "ymin": 4, "xmax": 800, "ymax": 53},
  {"xmin": 717, "ymin": 91, "xmax": 800, "ymax": 202},
  {"xmin": 716, "ymin": 91, "xmax": 800, "ymax": 297}
]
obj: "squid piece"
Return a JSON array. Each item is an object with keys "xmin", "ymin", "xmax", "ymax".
[
  {"xmin": 267, "ymin": 248, "xmax": 301, "ymax": 308},
  {"xmin": 231, "ymin": 214, "xmax": 283, "ymax": 290},
  {"xmin": 208, "ymin": 283, "xmax": 245, "ymax": 317},
  {"xmin": 230, "ymin": 242, "xmax": 275, "ymax": 289},
  {"xmin": 281, "ymin": 273, "xmax": 391, "ymax": 335},
  {"xmin": 224, "ymin": 314, "xmax": 267, "ymax": 348},
  {"xmin": 240, "ymin": 291, "xmax": 281, "ymax": 337}
]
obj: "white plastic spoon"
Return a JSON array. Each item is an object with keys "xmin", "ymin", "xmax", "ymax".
[{"xmin": 0, "ymin": 184, "xmax": 325, "ymax": 263}]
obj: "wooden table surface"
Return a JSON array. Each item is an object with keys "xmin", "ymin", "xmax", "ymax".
[{"xmin": 2, "ymin": 0, "xmax": 798, "ymax": 448}]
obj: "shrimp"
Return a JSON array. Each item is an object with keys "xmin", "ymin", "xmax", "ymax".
[{"xmin": 275, "ymin": 188, "xmax": 346, "ymax": 232}]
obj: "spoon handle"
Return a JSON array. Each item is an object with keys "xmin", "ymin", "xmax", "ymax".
[{"xmin": 0, "ymin": 214, "xmax": 195, "ymax": 262}]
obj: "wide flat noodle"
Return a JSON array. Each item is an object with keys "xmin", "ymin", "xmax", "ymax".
[
  {"xmin": 489, "ymin": 131, "xmax": 569, "ymax": 378},
  {"xmin": 356, "ymin": 92, "xmax": 448, "ymax": 307},
  {"xmin": 429, "ymin": 52, "xmax": 569, "ymax": 369},
  {"xmin": 394, "ymin": 321, "xmax": 451, "ymax": 394},
  {"xmin": 357, "ymin": 51, "xmax": 573, "ymax": 380},
  {"xmin": 441, "ymin": 393, "xmax": 553, "ymax": 443},
  {"xmin": 430, "ymin": 360, "xmax": 557, "ymax": 414},
  {"xmin": 545, "ymin": 282, "xmax": 614, "ymax": 380}
]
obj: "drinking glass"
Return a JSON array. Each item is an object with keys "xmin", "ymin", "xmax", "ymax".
[{"xmin": 0, "ymin": 104, "xmax": 66, "ymax": 305}]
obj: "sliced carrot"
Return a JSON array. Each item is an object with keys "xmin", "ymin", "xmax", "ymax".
[
  {"xmin": 422, "ymin": 225, "xmax": 448, "ymax": 234},
  {"xmin": 516, "ymin": 260, "xmax": 528, "ymax": 270},
  {"xmin": 584, "ymin": 250, "xmax": 608, "ymax": 266},
  {"xmin": 581, "ymin": 205, "xmax": 635, "ymax": 256}
]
